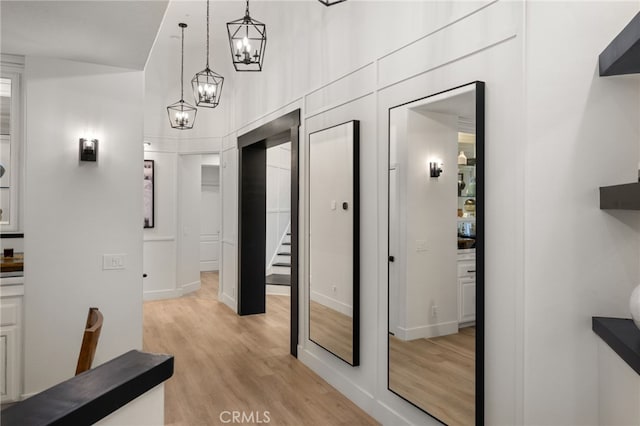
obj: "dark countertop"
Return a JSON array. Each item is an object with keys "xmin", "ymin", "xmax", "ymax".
[
  {"xmin": 592, "ymin": 317, "xmax": 640, "ymax": 375},
  {"xmin": 1, "ymin": 350, "xmax": 174, "ymax": 426}
]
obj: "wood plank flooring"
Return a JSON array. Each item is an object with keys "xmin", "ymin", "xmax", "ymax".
[
  {"xmin": 389, "ymin": 327, "xmax": 475, "ymax": 426},
  {"xmin": 309, "ymin": 301, "xmax": 353, "ymax": 364},
  {"xmin": 143, "ymin": 272, "xmax": 377, "ymax": 426}
]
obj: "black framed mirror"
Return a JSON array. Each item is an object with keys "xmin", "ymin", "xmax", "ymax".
[
  {"xmin": 309, "ymin": 120, "xmax": 360, "ymax": 366},
  {"xmin": 387, "ymin": 82, "xmax": 484, "ymax": 425}
]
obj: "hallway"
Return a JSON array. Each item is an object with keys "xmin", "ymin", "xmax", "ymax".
[{"xmin": 143, "ymin": 272, "xmax": 377, "ymax": 426}]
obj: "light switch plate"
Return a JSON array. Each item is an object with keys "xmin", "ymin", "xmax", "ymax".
[{"xmin": 103, "ymin": 254, "xmax": 126, "ymax": 270}]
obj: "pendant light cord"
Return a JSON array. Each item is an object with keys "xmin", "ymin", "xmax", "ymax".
[
  {"xmin": 245, "ymin": 0, "xmax": 250, "ymax": 17},
  {"xmin": 206, "ymin": 0, "xmax": 210, "ymax": 69},
  {"xmin": 180, "ymin": 24, "xmax": 185, "ymax": 101}
]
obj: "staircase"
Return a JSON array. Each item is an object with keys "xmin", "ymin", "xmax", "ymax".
[{"xmin": 266, "ymin": 228, "xmax": 291, "ymax": 294}]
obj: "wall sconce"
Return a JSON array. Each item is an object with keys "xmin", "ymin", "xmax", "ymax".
[
  {"xmin": 79, "ymin": 138, "xmax": 98, "ymax": 162},
  {"xmin": 429, "ymin": 161, "xmax": 443, "ymax": 178}
]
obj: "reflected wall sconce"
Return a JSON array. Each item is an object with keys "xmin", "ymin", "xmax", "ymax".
[
  {"xmin": 227, "ymin": 0, "xmax": 266, "ymax": 72},
  {"xmin": 318, "ymin": 0, "xmax": 347, "ymax": 5},
  {"xmin": 429, "ymin": 161, "xmax": 443, "ymax": 178},
  {"xmin": 79, "ymin": 138, "xmax": 98, "ymax": 162}
]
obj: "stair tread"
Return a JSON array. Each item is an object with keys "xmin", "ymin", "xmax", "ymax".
[
  {"xmin": 265, "ymin": 274, "xmax": 291, "ymax": 286},
  {"xmin": 277, "ymin": 252, "xmax": 291, "ymax": 256},
  {"xmin": 282, "ymin": 242, "xmax": 291, "ymax": 246},
  {"xmin": 273, "ymin": 262, "xmax": 291, "ymax": 267}
]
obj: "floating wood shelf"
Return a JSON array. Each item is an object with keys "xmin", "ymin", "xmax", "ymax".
[
  {"xmin": 593, "ymin": 317, "xmax": 640, "ymax": 376},
  {"xmin": 599, "ymin": 12, "xmax": 640, "ymax": 76},
  {"xmin": 599, "ymin": 182, "xmax": 640, "ymax": 210}
]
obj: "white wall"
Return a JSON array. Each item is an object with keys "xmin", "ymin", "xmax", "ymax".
[
  {"xmin": 523, "ymin": 2, "xmax": 640, "ymax": 424},
  {"xmin": 266, "ymin": 143, "xmax": 291, "ymax": 269},
  {"xmin": 220, "ymin": 137, "xmax": 238, "ymax": 309},
  {"xmin": 404, "ymin": 110, "xmax": 458, "ymax": 339},
  {"xmin": 23, "ymin": 56, "xmax": 144, "ymax": 394},
  {"xmin": 177, "ymin": 154, "xmax": 201, "ymax": 293}
]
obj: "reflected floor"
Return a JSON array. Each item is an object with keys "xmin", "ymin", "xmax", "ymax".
[
  {"xmin": 389, "ymin": 327, "xmax": 475, "ymax": 426},
  {"xmin": 309, "ymin": 300, "xmax": 354, "ymax": 364}
]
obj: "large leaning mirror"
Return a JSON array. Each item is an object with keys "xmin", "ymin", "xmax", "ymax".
[
  {"xmin": 309, "ymin": 120, "xmax": 360, "ymax": 366},
  {"xmin": 388, "ymin": 82, "xmax": 484, "ymax": 425}
]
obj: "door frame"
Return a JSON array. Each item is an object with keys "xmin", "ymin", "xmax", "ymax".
[{"xmin": 237, "ymin": 109, "xmax": 300, "ymax": 357}]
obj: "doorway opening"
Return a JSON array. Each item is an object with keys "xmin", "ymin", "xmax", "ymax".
[{"xmin": 237, "ymin": 110, "xmax": 300, "ymax": 357}]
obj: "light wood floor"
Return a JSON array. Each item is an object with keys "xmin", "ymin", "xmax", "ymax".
[
  {"xmin": 309, "ymin": 300, "xmax": 354, "ymax": 364},
  {"xmin": 143, "ymin": 272, "xmax": 378, "ymax": 426},
  {"xmin": 389, "ymin": 327, "xmax": 475, "ymax": 426}
]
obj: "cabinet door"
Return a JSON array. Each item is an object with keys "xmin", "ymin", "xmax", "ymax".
[
  {"xmin": 459, "ymin": 277, "xmax": 476, "ymax": 323},
  {"xmin": 0, "ymin": 326, "xmax": 18, "ymax": 402}
]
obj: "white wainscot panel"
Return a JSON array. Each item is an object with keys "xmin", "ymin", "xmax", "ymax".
[
  {"xmin": 597, "ymin": 339, "xmax": 640, "ymax": 425},
  {"xmin": 200, "ymin": 235, "xmax": 219, "ymax": 272},
  {"xmin": 221, "ymin": 241, "xmax": 237, "ymax": 311},
  {"xmin": 377, "ymin": 0, "xmax": 518, "ymax": 89},
  {"xmin": 143, "ymin": 240, "xmax": 178, "ymax": 301},
  {"xmin": 305, "ymin": 63, "xmax": 376, "ymax": 116}
]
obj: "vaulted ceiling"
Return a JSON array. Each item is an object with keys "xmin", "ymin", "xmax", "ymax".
[{"xmin": 0, "ymin": 1, "xmax": 169, "ymax": 70}]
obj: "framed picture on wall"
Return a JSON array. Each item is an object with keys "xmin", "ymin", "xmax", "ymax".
[{"xmin": 143, "ymin": 159, "xmax": 154, "ymax": 228}]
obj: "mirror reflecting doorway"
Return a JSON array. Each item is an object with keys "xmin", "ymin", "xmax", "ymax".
[{"xmin": 388, "ymin": 82, "xmax": 484, "ymax": 425}]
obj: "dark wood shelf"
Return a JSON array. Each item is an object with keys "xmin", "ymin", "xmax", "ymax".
[
  {"xmin": 599, "ymin": 182, "xmax": 640, "ymax": 210},
  {"xmin": 592, "ymin": 317, "xmax": 640, "ymax": 376},
  {"xmin": 599, "ymin": 12, "xmax": 640, "ymax": 76},
  {"xmin": 0, "ymin": 350, "xmax": 174, "ymax": 426}
]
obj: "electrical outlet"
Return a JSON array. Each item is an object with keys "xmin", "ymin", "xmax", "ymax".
[
  {"xmin": 103, "ymin": 254, "xmax": 126, "ymax": 270},
  {"xmin": 332, "ymin": 285, "xmax": 337, "ymax": 293},
  {"xmin": 431, "ymin": 305, "xmax": 438, "ymax": 317}
]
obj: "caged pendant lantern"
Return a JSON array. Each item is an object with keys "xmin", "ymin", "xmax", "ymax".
[
  {"xmin": 226, "ymin": 0, "xmax": 266, "ymax": 72},
  {"xmin": 167, "ymin": 23, "xmax": 197, "ymax": 130},
  {"xmin": 191, "ymin": 0, "xmax": 223, "ymax": 108}
]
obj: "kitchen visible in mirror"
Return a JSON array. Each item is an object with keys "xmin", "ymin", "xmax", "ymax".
[{"xmin": 388, "ymin": 82, "xmax": 484, "ymax": 425}]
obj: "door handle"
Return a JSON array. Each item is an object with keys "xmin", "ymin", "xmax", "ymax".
[{"xmin": 389, "ymin": 256, "xmax": 395, "ymax": 262}]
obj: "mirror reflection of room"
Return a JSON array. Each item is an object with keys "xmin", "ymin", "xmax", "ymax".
[
  {"xmin": 265, "ymin": 142, "xmax": 292, "ymax": 297},
  {"xmin": 388, "ymin": 84, "xmax": 480, "ymax": 426},
  {"xmin": 309, "ymin": 121, "xmax": 359, "ymax": 366}
]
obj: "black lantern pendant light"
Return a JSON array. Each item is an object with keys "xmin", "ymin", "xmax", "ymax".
[
  {"xmin": 192, "ymin": 0, "xmax": 223, "ymax": 108},
  {"xmin": 318, "ymin": 0, "xmax": 347, "ymax": 5},
  {"xmin": 167, "ymin": 23, "xmax": 197, "ymax": 130},
  {"xmin": 226, "ymin": 0, "xmax": 266, "ymax": 72}
]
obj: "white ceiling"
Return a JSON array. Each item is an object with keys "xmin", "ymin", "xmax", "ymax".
[{"xmin": 0, "ymin": 1, "xmax": 169, "ymax": 70}]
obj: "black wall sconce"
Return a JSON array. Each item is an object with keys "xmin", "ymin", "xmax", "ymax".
[
  {"xmin": 429, "ymin": 161, "xmax": 443, "ymax": 178},
  {"xmin": 79, "ymin": 138, "xmax": 98, "ymax": 162}
]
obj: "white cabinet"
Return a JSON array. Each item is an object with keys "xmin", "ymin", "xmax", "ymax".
[
  {"xmin": 0, "ymin": 286, "xmax": 23, "ymax": 402},
  {"xmin": 457, "ymin": 251, "xmax": 476, "ymax": 324}
]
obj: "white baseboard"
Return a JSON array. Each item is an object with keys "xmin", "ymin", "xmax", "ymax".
[
  {"xmin": 20, "ymin": 391, "xmax": 37, "ymax": 400},
  {"xmin": 220, "ymin": 293, "xmax": 237, "ymax": 313},
  {"xmin": 395, "ymin": 320, "xmax": 458, "ymax": 341},
  {"xmin": 181, "ymin": 280, "xmax": 200, "ymax": 295},
  {"xmin": 200, "ymin": 261, "xmax": 219, "ymax": 272},
  {"xmin": 310, "ymin": 291, "xmax": 353, "ymax": 317},
  {"xmin": 266, "ymin": 285, "xmax": 290, "ymax": 295},
  {"xmin": 143, "ymin": 289, "xmax": 182, "ymax": 301},
  {"xmin": 298, "ymin": 348, "xmax": 412, "ymax": 426}
]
